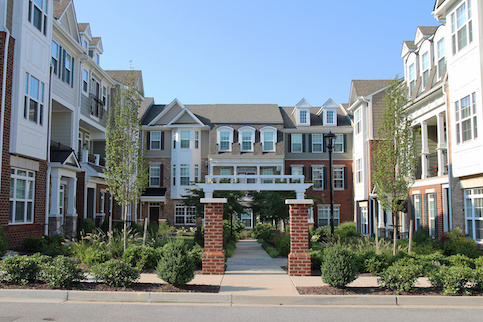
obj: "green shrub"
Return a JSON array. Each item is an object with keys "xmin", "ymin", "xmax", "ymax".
[
  {"xmin": 413, "ymin": 252, "xmax": 448, "ymax": 275},
  {"xmin": 39, "ymin": 255, "xmax": 85, "ymax": 289},
  {"xmin": 412, "ymin": 228, "xmax": 433, "ymax": 245},
  {"xmin": 472, "ymin": 267, "xmax": 483, "ymax": 292},
  {"xmin": 251, "ymin": 223, "xmax": 274, "ymax": 241},
  {"xmin": 157, "ymin": 239, "xmax": 195, "ymax": 286},
  {"xmin": 122, "ymin": 245, "xmax": 160, "ymax": 270},
  {"xmin": 309, "ymin": 248, "xmax": 324, "ymax": 270},
  {"xmin": 320, "ymin": 245, "xmax": 357, "ymax": 288},
  {"xmin": 378, "ymin": 261, "xmax": 423, "ymax": 294},
  {"xmin": 438, "ymin": 228, "xmax": 481, "ymax": 258},
  {"xmin": 0, "ymin": 255, "xmax": 41, "ymax": 284},
  {"xmin": 0, "ymin": 224, "xmax": 8, "ymax": 257},
  {"xmin": 79, "ymin": 218, "xmax": 96, "ymax": 236},
  {"xmin": 194, "ymin": 226, "xmax": 204, "ymax": 247},
  {"xmin": 190, "ymin": 244, "xmax": 204, "ymax": 269},
  {"xmin": 364, "ymin": 253, "xmax": 390, "ymax": 274},
  {"xmin": 334, "ymin": 222, "xmax": 358, "ymax": 240},
  {"xmin": 428, "ymin": 266, "xmax": 474, "ymax": 295},
  {"xmin": 82, "ymin": 247, "xmax": 111, "ymax": 266},
  {"xmin": 23, "ymin": 237, "xmax": 47, "ymax": 253},
  {"xmin": 474, "ymin": 257, "xmax": 483, "ymax": 269},
  {"xmin": 311, "ymin": 225, "xmax": 332, "ymax": 243},
  {"xmin": 448, "ymin": 254, "xmax": 475, "ymax": 268},
  {"xmin": 91, "ymin": 259, "xmax": 140, "ymax": 288},
  {"xmin": 275, "ymin": 234, "xmax": 290, "ymax": 257}
]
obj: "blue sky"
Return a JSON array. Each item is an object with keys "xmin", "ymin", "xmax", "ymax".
[{"xmin": 74, "ymin": 0, "xmax": 439, "ymax": 106}]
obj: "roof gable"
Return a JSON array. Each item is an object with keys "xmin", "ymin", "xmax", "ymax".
[
  {"xmin": 148, "ymin": 99, "xmax": 185, "ymax": 126},
  {"xmin": 167, "ymin": 108, "xmax": 206, "ymax": 127},
  {"xmin": 54, "ymin": 0, "xmax": 80, "ymax": 43}
]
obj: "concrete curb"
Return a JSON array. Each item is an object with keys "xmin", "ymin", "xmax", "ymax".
[{"xmin": 2, "ymin": 289, "xmax": 483, "ymax": 306}]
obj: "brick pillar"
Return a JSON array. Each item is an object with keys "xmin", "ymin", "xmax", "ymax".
[
  {"xmin": 286, "ymin": 199, "xmax": 313, "ymax": 276},
  {"xmin": 201, "ymin": 198, "xmax": 227, "ymax": 275}
]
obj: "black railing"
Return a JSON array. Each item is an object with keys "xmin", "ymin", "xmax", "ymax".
[{"xmin": 90, "ymin": 93, "xmax": 104, "ymax": 119}]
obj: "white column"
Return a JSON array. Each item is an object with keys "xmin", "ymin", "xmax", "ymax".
[
  {"xmin": 378, "ymin": 202, "xmax": 385, "ymax": 229},
  {"xmin": 421, "ymin": 121, "xmax": 429, "ymax": 179},
  {"xmin": 50, "ymin": 171, "xmax": 60, "ymax": 216},
  {"xmin": 436, "ymin": 113, "xmax": 446, "ymax": 176},
  {"xmin": 67, "ymin": 177, "xmax": 77, "ymax": 216}
]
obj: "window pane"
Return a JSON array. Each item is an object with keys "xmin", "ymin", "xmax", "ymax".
[
  {"xmin": 33, "ymin": 6, "xmax": 42, "ymax": 31},
  {"xmin": 27, "ymin": 202, "xmax": 33, "ymax": 222},
  {"xmin": 15, "ymin": 201, "xmax": 25, "ymax": 222},
  {"xmin": 10, "ymin": 178, "xmax": 14, "ymax": 199},
  {"xmin": 16, "ymin": 179, "xmax": 26, "ymax": 199},
  {"xmin": 27, "ymin": 181, "xmax": 34, "ymax": 200}
]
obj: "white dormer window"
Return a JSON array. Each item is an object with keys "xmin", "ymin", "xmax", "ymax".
[
  {"xmin": 83, "ymin": 40, "xmax": 88, "ymax": 51},
  {"xmin": 96, "ymin": 53, "xmax": 100, "ymax": 65},
  {"xmin": 300, "ymin": 110, "xmax": 307, "ymax": 123},
  {"xmin": 297, "ymin": 109, "xmax": 310, "ymax": 126},
  {"xmin": 437, "ymin": 38, "xmax": 445, "ymax": 79},
  {"xmin": 422, "ymin": 52, "xmax": 429, "ymax": 88},
  {"xmin": 217, "ymin": 127, "xmax": 233, "ymax": 152},
  {"xmin": 239, "ymin": 126, "xmax": 255, "ymax": 152},
  {"xmin": 324, "ymin": 109, "xmax": 336, "ymax": 126},
  {"xmin": 409, "ymin": 63, "xmax": 416, "ymax": 95},
  {"xmin": 260, "ymin": 127, "xmax": 277, "ymax": 152}
]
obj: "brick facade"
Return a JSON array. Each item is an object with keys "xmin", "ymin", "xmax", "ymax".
[
  {"xmin": 201, "ymin": 200, "xmax": 225, "ymax": 275},
  {"xmin": 287, "ymin": 202, "xmax": 311, "ymax": 276},
  {"xmin": 409, "ymin": 184, "xmax": 445, "ymax": 237}
]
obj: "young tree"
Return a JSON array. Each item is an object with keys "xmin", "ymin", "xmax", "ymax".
[
  {"xmin": 105, "ymin": 71, "xmax": 148, "ymax": 252},
  {"xmin": 249, "ymin": 191, "xmax": 295, "ymax": 229},
  {"xmin": 372, "ymin": 76, "xmax": 418, "ymax": 255}
]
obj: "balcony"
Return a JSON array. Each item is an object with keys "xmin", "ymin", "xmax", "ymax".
[
  {"xmin": 81, "ymin": 149, "xmax": 106, "ymax": 167},
  {"xmin": 416, "ymin": 150, "xmax": 448, "ymax": 179},
  {"xmin": 90, "ymin": 93, "xmax": 104, "ymax": 119}
]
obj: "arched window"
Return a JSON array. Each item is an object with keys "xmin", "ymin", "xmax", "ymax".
[
  {"xmin": 260, "ymin": 126, "xmax": 277, "ymax": 152},
  {"xmin": 239, "ymin": 126, "xmax": 255, "ymax": 152},
  {"xmin": 217, "ymin": 126, "xmax": 234, "ymax": 152}
]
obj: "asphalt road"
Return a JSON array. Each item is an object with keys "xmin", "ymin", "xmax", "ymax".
[{"xmin": 1, "ymin": 301, "xmax": 483, "ymax": 322}]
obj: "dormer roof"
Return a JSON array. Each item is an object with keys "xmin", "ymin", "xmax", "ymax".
[
  {"xmin": 90, "ymin": 37, "xmax": 103, "ymax": 53},
  {"xmin": 414, "ymin": 26, "xmax": 439, "ymax": 46},
  {"xmin": 401, "ymin": 40, "xmax": 417, "ymax": 58}
]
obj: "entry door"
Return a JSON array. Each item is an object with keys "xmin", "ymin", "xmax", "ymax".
[
  {"xmin": 87, "ymin": 188, "xmax": 95, "ymax": 219},
  {"xmin": 149, "ymin": 206, "xmax": 160, "ymax": 223}
]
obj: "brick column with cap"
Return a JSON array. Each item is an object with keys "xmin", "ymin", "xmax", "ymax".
[
  {"xmin": 201, "ymin": 198, "xmax": 227, "ymax": 275},
  {"xmin": 286, "ymin": 199, "xmax": 313, "ymax": 276}
]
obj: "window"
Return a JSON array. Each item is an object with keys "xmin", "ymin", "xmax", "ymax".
[
  {"xmin": 455, "ymin": 92, "xmax": 477, "ymax": 144},
  {"xmin": 28, "ymin": 0, "xmax": 48, "ymax": 35},
  {"xmin": 95, "ymin": 53, "xmax": 100, "ymax": 65},
  {"xmin": 180, "ymin": 130, "xmax": 190, "ymax": 149},
  {"xmin": 240, "ymin": 210, "xmax": 253, "ymax": 228},
  {"xmin": 63, "ymin": 52, "xmax": 73, "ymax": 86},
  {"xmin": 437, "ymin": 38, "xmax": 446, "ymax": 79},
  {"xmin": 318, "ymin": 205, "xmax": 340, "ymax": 227},
  {"xmin": 83, "ymin": 40, "xmax": 88, "ymax": 51},
  {"xmin": 360, "ymin": 206, "xmax": 368, "ymax": 236},
  {"xmin": 427, "ymin": 193, "xmax": 437, "ymax": 236},
  {"xmin": 413, "ymin": 194, "xmax": 422, "ymax": 230},
  {"xmin": 291, "ymin": 134, "xmax": 302, "ymax": 153},
  {"xmin": 175, "ymin": 205, "xmax": 196, "ymax": 225},
  {"xmin": 355, "ymin": 108, "xmax": 362, "ymax": 135},
  {"xmin": 291, "ymin": 166, "xmax": 303, "ymax": 176},
  {"xmin": 299, "ymin": 110, "xmax": 308, "ymax": 125},
  {"xmin": 149, "ymin": 164, "xmax": 161, "ymax": 187},
  {"xmin": 451, "ymin": 1, "xmax": 473, "ymax": 54},
  {"xmin": 24, "ymin": 73, "xmax": 44, "ymax": 125},
  {"xmin": 52, "ymin": 41, "xmax": 59, "ymax": 75},
  {"xmin": 422, "ymin": 52, "xmax": 429, "ymax": 88},
  {"xmin": 409, "ymin": 64, "xmax": 416, "ymax": 95},
  {"xmin": 102, "ymin": 86, "xmax": 107, "ymax": 107},
  {"xmin": 312, "ymin": 167, "xmax": 324, "ymax": 189},
  {"xmin": 240, "ymin": 128, "xmax": 255, "ymax": 152},
  {"xmin": 333, "ymin": 134, "xmax": 344, "ymax": 153},
  {"xmin": 194, "ymin": 164, "xmax": 199, "ymax": 183},
  {"xmin": 180, "ymin": 164, "xmax": 190, "ymax": 186},
  {"xmin": 262, "ymin": 130, "xmax": 276, "ymax": 152},
  {"xmin": 326, "ymin": 110, "xmax": 335, "ymax": 125},
  {"xmin": 9, "ymin": 169, "xmax": 35, "ymax": 224},
  {"xmin": 99, "ymin": 191, "xmax": 105, "ymax": 214},
  {"xmin": 333, "ymin": 167, "xmax": 344, "ymax": 189},
  {"xmin": 195, "ymin": 131, "xmax": 199, "ymax": 149},
  {"xmin": 465, "ymin": 188, "xmax": 483, "ymax": 242},
  {"xmin": 172, "ymin": 165, "xmax": 176, "ymax": 186},
  {"xmin": 355, "ymin": 158, "xmax": 363, "ymax": 184},
  {"xmin": 82, "ymin": 70, "xmax": 88, "ymax": 93},
  {"xmin": 312, "ymin": 134, "xmax": 323, "ymax": 152},
  {"xmin": 262, "ymin": 168, "xmax": 273, "ymax": 184},
  {"xmin": 217, "ymin": 128, "xmax": 233, "ymax": 152},
  {"xmin": 150, "ymin": 131, "xmax": 161, "ymax": 150}
]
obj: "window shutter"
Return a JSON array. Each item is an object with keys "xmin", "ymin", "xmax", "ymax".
[
  {"xmin": 58, "ymin": 47, "xmax": 63, "ymax": 79},
  {"xmin": 343, "ymin": 167, "xmax": 347, "ymax": 189},
  {"xmin": 288, "ymin": 134, "xmax": 292, "ymax": 152},
  {"xmin": 289, "ymin": 167, "xmax": 292, "ymax": 175},
  {"xmin": 71, "ymin": 57, "xmax": 74, "ymax": 87},
  {"xmin": 308, "ymin": 167, "xmax": 311, "ymax": 181},
  {"xmin": 308, "ymin": 134, "xmax": 312, "ymax": 152},
  {"xmin": 62, "ymin": 49, "xmax": 66, "ymax": 82},
  {"xmin": 323, "ymin": 167, "xmax": 327, "ymax": 190},
  {"xmin": 323, "ymin": 134, "xmax": 326, "ymax": 152},
  {"xmin": 422, "ymin": 194, "xmax": 427, "ymax": 228},
  {"xmin": 160, "ymin": 164, "xmax": 164, "ymax": 187},
  {"xmin": 147, "ymin": 131, "xmax": 150, "ymax": 150},
  {"xmin": 302, "ymin": 134, "xmax": 306, "ymax": 153},
  {"xmin": 161, "ymin": 132, "xmax": 165, "ymax": 150}
]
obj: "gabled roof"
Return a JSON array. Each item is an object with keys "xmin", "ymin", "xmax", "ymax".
[
  {"xmin": 77, "ymin": 23, "xmax": 88, "ymax": 32},
  {"xmin": 53, "ymin": 0, "xmax": 72, "ymax": 20},
  {"xmin": 90, "ymin": 37, "xmax": 103, "ymax": 53},
  {"xmin": 280, "ymin": 105, "xmax": 352, "ymax": 129},
  {"xmin": 401, "ymin": 41, "xmax": 417, "ymax": 58},
  {"xmin": 187, "ymin": 104, "xmax": 283, "ymax": 124},
  {"xmin": 349, "ymin": 80, "xmax": 391, "ymax": 107},
  {"xmin": 50, "ymin": 141, "xmax": 81, "ymax": 169},
  {"xmin": 316, "ymin": 98, "xmax": 338, "ymax": 116},
  {"xmin": 415, "ymin": 26, "xmax": 439, "ymax": 46},
  {"xmin": 139, "ymin": 97, "xmax": 154, "ymax": 119},
  {"xmin": 105, "ymin": 70, "xmax": 145, "ymax": 97},
  {"xmin": 295, "ymin": 98, "xmax": 311, "ymax": 108}
]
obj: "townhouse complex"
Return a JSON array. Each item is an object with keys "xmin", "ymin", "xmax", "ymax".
[{"xmin": 1, "ymin": 0, "xmax": 482, "ymax": 248}]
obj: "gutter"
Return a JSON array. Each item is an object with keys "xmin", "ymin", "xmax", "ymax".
[
  {"xmin": 45, "ymin": 64, "xmax": 54, "ymax": 235},
  {"xmin": 0, "ymin": 0, "xmax": 10, "ymax": 195}
]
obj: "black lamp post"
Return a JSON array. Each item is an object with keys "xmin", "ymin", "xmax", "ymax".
[{"xmin": 324, "ymin": 131, "xmax": 336, "ymax": 236}]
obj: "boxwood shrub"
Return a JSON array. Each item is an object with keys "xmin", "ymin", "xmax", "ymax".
[
  {"xmin": 91, "ymin": 259, "xmax": 140, "ymax": 288},
  {"xmin": 320, "ymin": 245, "xmax": 357, "ymax": 288},
  {"xmin": 157, "ymin": 239, "xmax": 195, "ymax": 286}
]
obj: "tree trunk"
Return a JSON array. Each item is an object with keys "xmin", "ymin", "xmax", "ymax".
[
  {"xmin": 143, "ymin": 218, "xmax": 148, "ymax": 246},
  {"xmin": 392, "ymin": 211, "xmax": 397, "ymax": 256},
  {"xmin": 123, "ymin": 203, "xmax": 127, "ymax": 253},
  {"xmin": 108, "ymin": 215, "xmax": 112, "ymax": 253},
  {"xmin": 375, "ymin": 207, "xmax": 379, "ymax": 255},
  {"xmin": 408, "ymin": 218, "xmax": 414, "ymax": 254}
]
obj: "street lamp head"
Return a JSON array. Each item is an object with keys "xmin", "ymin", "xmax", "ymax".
[{"xmin": 324, "ymin": 131, "xmax": 336, "ymax": 150}]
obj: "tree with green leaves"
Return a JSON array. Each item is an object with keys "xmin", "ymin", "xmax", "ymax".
[
  {"xmin": 372, "ymin": 76, "xmax": 418, "ymax": 255},
  {"xmin": 105, "ymin": 71, "xmax": 148, "ymax": 252},
  {"xmin": 249, "ymin": 190, "xmax": 295, "ymax": 229}
]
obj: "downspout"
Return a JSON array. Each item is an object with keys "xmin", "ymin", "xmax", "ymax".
[
  {"xmin": 45, "ymin": 64, "xmax": 53, "ymax": 235},
  {"xmin": 442, "ymin": 80, "xmax": 452, "ymax": 230},
  {"xmin": 0, "ymin": 0, "xmax": 10, "ymax": 195}
]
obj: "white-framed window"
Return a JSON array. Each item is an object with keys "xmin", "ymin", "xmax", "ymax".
[
  {"xmin": 195, "ymin": 131, "xmax": 199, "ymax": 149},
  {"xmin": 240, "ymin": 210, "xmax": 253, "ymax": 228},
  {"xmin": 333, "ymin": 134, "xmax": 344, "ymax": 153},
  {"xmin": 220, "ymin": 167, "xmax": 231, "ymax": 176},
  {"xmin": 9, "ymin": 168, "xmax": 35, "ymax": 224},
  {"xmin": 437, "ymin": 38, "xmax": 446, "ymax": 79},
  {"xmin": 360, "ymin": 206, "xmax": 368, "ymax": 236},
  {"xmin": 149, "ymin": 164, "xmax": 161, "ymax": 187},
  {"xmin": 194, "ymin": 164, "xmax": 199, "ymax": 183},
  {"xmin": 28, "ymin": 0, "xmax": 48, "ymax": 35},
  {"xmin": 150, "ymin": 131, "xmax": 161, "ymax": 150},
  {"xmin": 100, "ymin": 191, "xmax": 105, "ymax": 214},
  {"xmin": 291, "ymin": 134, "xmax": 302, "ymax": 153},
  {"xmin": 325, "ymin": 110, "xmax": 335, "ymax": 125},
  {"xmin": 409, "ymin": 63, "xmax": 416, "ymax": 95},
  {"xmin": 261, "ymin": 127, "xmax": 276, "ymax": 152},
  {"xmin": 333, "ymin": 167, "xmax": 344, "ymax": 189},
  {"xmin": 312, "ymin": 166, "xmax": 324, "ymax": 190},
  {"xmin": 262, "ymin": 168, "xmax": 273, "ymax": 184},
  {"xmin": 175, "ymin": 205, "xmax": 196, "ymax": 225},
  {"xmin": 239, "ymin": 127, "xmax": 255, "ymax": 152},
  {"xmin": 83, "ymin": 40, "xmax": 88, "ymax": 51},
  {"xmin": 291, "ymin": 166, "xmax": 303, "ymax": 176},
  {"xmin": 217, "ymin": 127, "xmax": 233, "ymax": 152},
  {"xmin": 312, "ymin": 134, "xmax": 323, "ymax": 153},
  {"xmin": 355, "ymin": 108, "xmax": 362, "ymax": 135},
  {"xmin": 172, "ymin": 165, "xmax": 176, "ymax": 186},
  {"xmin": 63, "ymin": 51, "xmax": 73, "ymax": 86},
  {"xmin": 102, "ymin": 86, "xmax": 107, "ymax": 107},
  {"xmin": 180, "ymin": 164, "xmax": 190, "ymax": 186},
  {"xmin": 180, "ymin": 130, "xmax": 190, "ymax": 149},
  {"xmin": 24, "ymin": 73, "xmax": 44, "ymax": 125},
  {"xmin": 355, "ymin": 158, "xmax": 363, "ymax": 184},
  {"xmin": 451, "ymin": 1, "xmax": 473, "ymax": 54},
  {"xmin": 413, "ymin": 194, "xmax": 423, "ymax": 230},
  {"xmin": 422, "ymin": 52, "xmax": 430, "ymax": 88},
  {"xmin": 298, "ymin": 110, "xmax": 309, "ymax": 125},
  {"xmin": 52, "ymin": 41, "xmax": 59, "ymax": 76},
  {"xmin": 465, "ymin": 188, "xmax": 483, "ymax": 242},
  {"xmin": 318, "ymin": 205, "xmax": 340, "ymax": 227},
  {"xmin": 455, "ymin": 92, "xmax": 477, "ymax": 144},
  {"xmin": 82, "ymin": 70, "xmax": 89, "ymax": 93},
  {"xmin": 427, "ymin": 193, "xmax": 437, "ymax": 236},
  {"xmin": 59, "ymin": 185, "xmax": 65, "ymax": 216},
  {"xmin": 95, "ymin": 53, "xmax": 100, "ymax": 65}
]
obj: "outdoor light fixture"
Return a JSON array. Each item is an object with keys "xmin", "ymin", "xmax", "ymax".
[{"xmin": 324, "ymin": 131, "xmax": 336, "ymax": 236}]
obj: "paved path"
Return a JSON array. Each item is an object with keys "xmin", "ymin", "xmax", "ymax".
[{"xmin": 219, "ymin": 239, "xmax": 299, "ymax": 296}]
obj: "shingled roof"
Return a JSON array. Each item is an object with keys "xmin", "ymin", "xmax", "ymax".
[
  {"xmin": 105, "ymin": 70, "xmax": 142, "ymax": 86},
  {"xmin": 53, "ymin": 0, "xmax": 71, "ymax": 20},
  {"xmin": 77, "ymin": 23, "xmax": 88, "ymax": 32},
  {"xmin": 186, "ymin": 104, "xmax": 283, "ymax": 124},
  {"xmin": 352, "ymin": 80, "xmax": 391, "ymax": 97},
  {"xmin": 417, "ymin": 26, "xmax": 439, "ymax": 36}
]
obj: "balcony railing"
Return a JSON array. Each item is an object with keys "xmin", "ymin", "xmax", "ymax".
[
  {"xmin": 90, "ymin": 93, "xmax": 104, "ymax": 119},
  {"xmin": 81, "ymin": 150, "xmax": 106, "ymax": 167},
  {"xmin": 205, "ymin": 175, "xmax": 305, "ymax": 185},
  {"xmin": 416, "ymin": 150, "xmax": 448, "ymax": 179}
]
